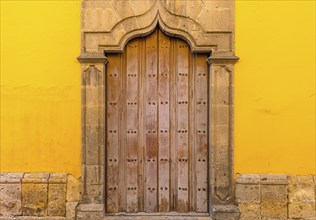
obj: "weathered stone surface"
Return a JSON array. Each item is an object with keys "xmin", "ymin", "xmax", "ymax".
[
  {"xmin": 260, "ymin": 174, "xmax": 288, "ymax": 185},
  {"xmin": 261, "ymin": 185, "xmax": 288, "ymax": 203},
  {"xmin": 22, "ymin": 173, "xmax": 49, "ymax": 183},
  {"xmin": 0, "ymin": 217, "xmax": 65, "ymax": 220},
  {"xmin": 80, "ymin": 1, "xmax": 235, "ymax": 52},
  {"xmin": 76, "ymin": 211, "xmax": 103, "ymax": 220},
  {"xmin": 48, "ymin": 184, "xmax": 66, "ymax": 216},
  {"xmin": 22, "ymin": 183, "xmax": 48, "ymax": 216},
  {"xmin": 288, "ymin": 175, "xmax": 316, "ymax": 219},
  {"xmin": 212, "ymin": 212, "xmax": 239, "ymax": 220},
  {"xmin": 0, "ymin": 173, "xmax": 24, "ymax": 183},
  {"xmin": 236, "ymin": 174, "xmax": 260, "ymax": 184},
  {"xmin": 66, "ymin": 175, "xmax": 81, "ymax": 202},
  {"xmin": 85, "ymin": 165, "xmax": 104, "ymax": 185},
  {"xmin": 261, "ymin": 202, "xmax": 287, "ymax": 219},
  {"xmin": 65, "ymin": 202, "xmax": 78, "ymax": 220},
  {"xmin": 238, "ymin": 203, "xmax": 261, "ymax": 220},
  {"xmin": 77, "ymin": 203, "xmax": 103, "ymax": 212},
  {"xmin": 235, "ymin": 184, "xmax": 260, "ymax": 203},
  {"xmin": 49, "ymin": 173, "xmax": 67, "ymax": 184},
  {"xmin": 0, "ymin": 183, "xmax": 22, "ymax": 216},
  {"xmin": 261, "ymin": 185, "xmax": 288, "ymax": 219},
  {"xmin": 86, "ymin": 185, "xmax": 103, "ymax": 204}
]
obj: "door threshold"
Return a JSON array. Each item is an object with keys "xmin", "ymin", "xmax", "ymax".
[{"xmin": 104, "ymin": 212, "xmax": 211, "ymax": 220}]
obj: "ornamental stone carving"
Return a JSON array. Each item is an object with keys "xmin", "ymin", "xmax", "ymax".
[{"xmin": 79, "ymin": 0, "xmax": 235, "ymax": 54}]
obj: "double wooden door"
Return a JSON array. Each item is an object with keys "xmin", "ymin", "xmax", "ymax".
[{"xmin": 105, "ymin": 28, "xmax": 209, "ymax": 214}]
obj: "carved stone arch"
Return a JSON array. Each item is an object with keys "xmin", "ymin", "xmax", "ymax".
[{"xmin": 78, "ymin": 1, "xmax": 239, "ymax": 220}]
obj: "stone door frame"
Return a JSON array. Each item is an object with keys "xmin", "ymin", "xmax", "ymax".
[{"xmin": 77, "ymin": 1, "xmax": 239, "ymax": 219}]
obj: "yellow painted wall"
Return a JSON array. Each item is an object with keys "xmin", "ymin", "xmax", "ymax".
[
  {"xmin": 235, "ymin": 0, "xmax": 315, "ymax": 175},
  {"xmin": 0, "ymin": 1, "xmax": 81, "ymax": 178},
  {"xmin": 0, "ymin": 1, "xmax": 315, "ymax": 177}
]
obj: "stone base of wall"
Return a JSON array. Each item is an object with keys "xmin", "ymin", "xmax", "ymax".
[
  {"xmin": 2, "ymin": 173, "xmax": 315, "ymax": 220},
  {"xmin": 0, "ymin": 173, "xmax": 81, "ymax": 220},
  {"xmin": 236, "ymin": 174, "xmax": 316, "ymax": 220}
]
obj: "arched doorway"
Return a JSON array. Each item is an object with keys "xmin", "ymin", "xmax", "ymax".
[
  {"xmin": 105, "ymin": 28, "xmax": 209, "ymax": 214},
  {"xmin": 78, "ymin": 1, "xmax": 239, "ymax": 219}
]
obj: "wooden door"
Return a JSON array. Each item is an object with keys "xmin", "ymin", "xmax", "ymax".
[{"xmin": 105, "ymin": 28, "xmax": 209, "ymax": 214}]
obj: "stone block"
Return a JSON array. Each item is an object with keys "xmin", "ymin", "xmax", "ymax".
[
  {"xmin": 86, "ymin": 106, "xmax": 103, "ymax": 126},
  {"xmin": 66, "ymin": 202, "xmax": 78, "ymax": 220},
  {"xmin": 236, "ymin": 174, "xmax": 260, "ymax": 184},
  {"xmin": 216, "ymin": 106, "xmax": 229, "ymax": 125},
  {"xmin": 215, "ymin": 66, "xmax": 230, "ymax": 87},
  {"xmin": 238, "ymin": 203, "xmax": 261, "ymax": 220},
  {"xmin": 261, "ymin": 202, "xmax": 287, "ymax": 219},
  {"xmin": 48, "ymin": 183, "xmax": 66, "ymax": 216},
  {"xmin": 261, "ymin": 185, "xmax": 287, "ymax": 219},
  {"xmin": 212, "ymin": 213, "xmax": 239, "ymax": 220},
  {"xmin": 0, "ymin": 173, "xmax": 24, "ymax": 183},
  {"xmin": 85, "ymin": 143, "xmax": 100, "ymax": 165},
  {"xmin": 76, "ymin": 211, "xmax": 103, "ymax": 220},
  {"xmin": 216, "ymin": 125, "xmax": 229, "ymax": 146},
  {"xmin": 0, "ymin": 217, "xmax": 65, "ymax": 220},
  {"xmin": 260, "ymin": 174, "xmax": 288, "ymax": 185},
  {"xmin": 66, "ymin": 175, "xmax": 81, "ymax": 202},
  {"xmin": 235, "ymin": 184, "xmax": 260, "ymax": 203},
  {"xmin": 288, "ymin": 202, "xmax": 316, "ymax": 219},
  {"xmin": 86, "ymin": 165, "xmax": 104, "ymax": 185},
  {"xmin": 85, "ymin": 126, "xmax": 100, "ymax": 150},
  {"xmin": 49, "ymin": 173, "xmax": 67, "ymax": 184},
  {"xmin": 0, "ymin": 183, "xmax": 22, "ymax": 216},
  {"xmin": 22, "ymin": 173, "xmax": 49, "ymax": 183},
  {"xmin": 22, "ymin": 183, "xmax": 48, "ymax": 216},
  {"xmin": 261, "ymin": 185, "xmax": 287, "ymax": 203},
  {"xmin": 288, "ymin": 175, "xmax": 316, "ymax": 219},
  {"xmin": 214, "ymin": 86, "xmax": 230, "ymax": 105},
  {"xmin": 86, "ymin": 185, "xmax": 104, "ymax": 204},
  {"xmin": 84, "ymin": 66, "xmax": 102, "ymax": 87}
]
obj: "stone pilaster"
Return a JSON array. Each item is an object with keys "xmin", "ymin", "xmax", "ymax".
[
  {"xmin": 207, "ymin": 55, "xmax": 239, "ymax": 220},
  {"xmin": 78, "ymin": 55, "xmax": 107, "ymax": 218}
]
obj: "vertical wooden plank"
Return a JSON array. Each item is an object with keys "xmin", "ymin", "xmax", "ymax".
[
  {"xmin": 138, "ymin": 38, "xmax": 145, "ymax": 212},
  {"xmin": 189, "ymin": 53, "xmax": 196, "ymax": 212},
  {"xmin": 144, "ymin": 29, "xmax": 158, "ymax": 212},
  {"xmin": 125, "ymin": 39, "xmax": 140, "ymax": 212},
  {"xmin": 158, "ymin": 29, "xmax": 170, "ymax": 212},
  {"xmin": 106, "ymin": 54, "xmax": 120, "ymax": 213},
  {"xmin": 118, "ymin": 52, "xmax": 126, "ymax": 212},
  {"xmin": 195, "ymin": 54, "xmax": 209, "ymax": 212},
  {"xmin": 169, "ymin": 38, "xmax": 177, "ymax": 211},
  {"xmin": 176, "ymin": 39, "xmax": 190, "ymax": 212}
]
